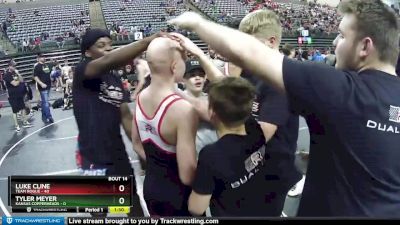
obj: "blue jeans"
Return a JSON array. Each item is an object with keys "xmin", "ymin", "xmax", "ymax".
[{"xmin": 40, "ymin": 89, "xmax": 52, "ymax": 122}]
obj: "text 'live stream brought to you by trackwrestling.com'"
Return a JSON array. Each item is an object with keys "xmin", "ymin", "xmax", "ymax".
[{"xmin": 67, "ymin": 217, "xmax": 220, "ymax": 225}]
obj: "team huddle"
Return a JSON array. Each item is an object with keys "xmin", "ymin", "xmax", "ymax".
[{"xmin": 71, "ymin": 0, "xmax": 400, "ymax": 218}]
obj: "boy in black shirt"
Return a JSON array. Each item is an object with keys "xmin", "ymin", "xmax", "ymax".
[{"xmin": 189, "ymin": 77, "xmax": 268, "ymax": 216}]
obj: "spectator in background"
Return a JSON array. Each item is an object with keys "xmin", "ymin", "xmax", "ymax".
[
  {"xmin": 281, "ymin": 43, "xmax": 295, "ymax": 58},
  {"xmin": 9, "ymin": 23, "xmax": 15, "ymax": 32},
  {"xmin": 50, "ymin": 60, "xmax": 63, "ymax": 92},
  {"xmin": 33, "ymin": 9, "xmax": 40, "ymax": 16},
  {"xmin": 119, "ymin": 4, "xmax": 126, "ymax": 11},
  {"xmin": 311, "ymin": 49, "xmax": 324, "ymax": 62},
  {"xmin": 120, "ymin": 29, "xmax": 129, "ymax": 40},
  {"xmin": 29, "ymin": 38, "xmax": 36, "ymax": 51},
  {"xmin": 4, "ymin": 60, "xmax": 33, "ymax": 132},
  {"xmin": 63, "ymin": 68, "xmax": 73, "ymax": 110},
  {"xmin": 324, "ymin": 50, "xmax": 336, "ymax": 67},
  {"xmin": 56, "ymin": 35, "xmax": 65, "ymax": 49},
  {"xmin": 116, "ymin": 67, "xmax": 128, "ymax": 82},
  {"xmin": 0, "ymin": 69, "xmax": 5, "ymax": 92},
  {"xmin": 22, "ymin": 39, "xmax": 29, "ymax": 52},
  {"xmin": 61, "ymin": 60, "xmax": 71, "ymax": 83},
  {"xmin": 110, "ymin": 29, "xmax": 118, "ymax": 40},
  {"xmin": 130, "ymin": 26, "xmax": 136, "ymax": 34},
  {"xmin": 125, "ymin": 64, "xmax": 134, "ymax": 77},
  {"xmin": 207, "ymin": 46, "xmax": 225, "ymax": 73},
  {"xmin": 33, "ymin": 53, "xmax": 54, "ymax": 124},
  {"xmin": 131, "ymin": 58, "xmax": 150, "ymax": 101},
  {"xmin": 34, "ymin": 37, "xmax": 41, "ymax": 50},
  {"xmin": 301, "ymin": 50, "xmax": 309, "ymax": 61},
  {"xmin": 16, "ymin": 40, "xmax": 23, "ymax": 52}
]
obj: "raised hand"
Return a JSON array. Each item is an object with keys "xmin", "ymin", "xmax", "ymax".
[
  {"xmin": 168, "ymin": 32, "xmax": 204, "ymax": 57},
  {"xmin": 168, "ymin": 12, "xmax": 204, "ymax": 30}
]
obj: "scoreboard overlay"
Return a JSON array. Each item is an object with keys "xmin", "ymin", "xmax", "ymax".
[{"xmin": 8, "ymin": 176, "xmax": 133, "ymax": 214}]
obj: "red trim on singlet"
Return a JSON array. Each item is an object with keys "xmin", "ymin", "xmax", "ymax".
[
  {"xmin": 142, "ymin": 138, "xmax": 176, "ymax": 155},
  {"xmin": 137, "ymin": 93, "xmax": 177, "ymax": 120},
  {"xmin": 134, "ymin": 111, "xmax": 142, "ymax": 142},
  {"xmin": 158, "ymin": 98, "xmax": 183, "ymax": 146}
]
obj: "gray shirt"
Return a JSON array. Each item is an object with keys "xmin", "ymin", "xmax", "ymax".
[{"xmin": 183, "ymin": 91, "xmax": 218, "ymax": 154}]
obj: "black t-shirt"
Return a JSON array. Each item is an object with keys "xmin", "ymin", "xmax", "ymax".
[
  {"xmin": 4, "ymin": 70, "xmax": 25, "ymax": 98},
  {"xmin": 73, "ymin": 59, "xmax": 131, "ymax": 172},
  {"xmin": 33, "ymin": 63, "xmax": 51, "ymax": 91},
  {"xmin": 242, "ymin": 71, "xmax": 301, "ymax": 190},
  {"xmin": 282, "ymin": 57, "xmax": 400, "ymax": 217},
  {"xmin": 193, "ymin": 119, "xmax": 271, "ymax": 216}
]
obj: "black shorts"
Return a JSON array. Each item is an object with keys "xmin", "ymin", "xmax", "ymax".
[
  {"xmin": 9, "ymin": 97, "xmax": 25, "ymax": 114},
  {"xmin": 144, "ymin": 174, "xmax": 191, "ymax": 217}
]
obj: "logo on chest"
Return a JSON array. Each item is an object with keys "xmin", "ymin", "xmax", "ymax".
[
  {"xmin": 99, "ymin": 83, "xmax": 124, "ymax": 107},
  {"xmin": 389, "ymin": 105, "xmax": 400, "ymax": 123},
  {"xmin": 230, "ymin": 146, "xmax": 266, "ymax": 189},
  {"xmin": 140, "ymin": 121, "xmax": 158, "ymax": 135},
  {"xmin": 42, "ymin": 65, "xmax": 50, "ymax": 73}
]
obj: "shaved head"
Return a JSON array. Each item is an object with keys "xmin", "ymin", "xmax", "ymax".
[{"xmin": 146, "ymin": 37, "xmax": 186, "ymax": 79}]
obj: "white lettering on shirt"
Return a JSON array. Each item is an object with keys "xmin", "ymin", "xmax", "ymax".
[{"xmin": 366, "ymin": 120, "xmax": 400, "ymax": 134}]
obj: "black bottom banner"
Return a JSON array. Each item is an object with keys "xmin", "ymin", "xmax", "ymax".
[{"xmin": 66, "ymin": 217, "xmax": 399, "ymax": 225}]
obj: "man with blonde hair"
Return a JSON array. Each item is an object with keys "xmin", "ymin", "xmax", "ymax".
[
  {"xmin": 239, "ymin": 9, "xmax": 303, "ymax": 215},
  {"xmin": 170, "ymin": 0, "xmax": 400, "ymax": 217},
  {"xmin": 238, "ymin": 10, "xmax": 303, "ymax": 216}
]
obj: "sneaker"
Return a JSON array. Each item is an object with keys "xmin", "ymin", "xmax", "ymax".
[
  {"xmin": 15, "ymin": 126, "xmax": 21, "ymax": 132},
  {"xmin": 47, "ymin": 118, "xmax": 54, "ymax": 124},
  {"xmin": 22, "ymin": 121, "xmax": 33, "ymax": 128},
  {"xmin": 288, "ymin": 175, "xmax": 306, "ymax": 197}
]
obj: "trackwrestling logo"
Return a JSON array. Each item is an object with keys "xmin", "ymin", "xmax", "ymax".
[{"xmin": 2, "ymin": 217, "xmax": 64, "ymax": 225}]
